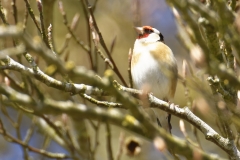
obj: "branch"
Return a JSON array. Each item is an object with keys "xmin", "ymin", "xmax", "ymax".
[
  {"xmin": 113, "ymin": 81, "xmax": 240, "ymax": 157},
  {"xmin": 0, "ymin": 83, "xmax": 227, "ymax": 160},
  {"xmin": 1, "ymin": 54, "xmax": 240, "ymax": 157},
  {"xmin": 0, "ymin": 56, "xmax": 103, "ymax": 96}
]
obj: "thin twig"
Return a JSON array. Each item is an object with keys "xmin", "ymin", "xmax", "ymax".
[
  {"xmin": 89, "ymin": 121, "xmax": 100, "ymax": 158},
  {"xmin": 47, "ymin": 24, "xmax": 54, "ymax": 51},
  {"xmin": 15, "ymin": 112, "xmax": 29, "ymax": 159},
  {"xmin": 11, "ymin": 0, "xmax": 18, "ymax": 23},
  {"xmin": 106, "ymin": 123, "xmax": 114, "ymax": 160},
  {"xmin": 36, "ymin": 0, "xmax": 50, "ymax": 48},
  {"xmin": 1, "ymin": 103, "xmax": 15, "ymax": 126},
  {"xmin": 80, "ymin": 93, "xmax": 123, "ymax": 108},
  {"xmin": 115, "ymin": 132, "xmax": 125, "ymax": 160},
  {"xmin": 23, "ymin": 0, "xmax": 41, "ymax": 34},
  {"xmin": 0, "ymin": 1, "xmax": 9, "ymax": 24},
  {"xmin": 79, "ymin": 0, "xmax": 95, "ymax": 71},
  {"xmin": 23, "ymin": 118, "xmax": 36, "ymax": 143},
  {"xmin": 58, "ymin": 1, "xmax": 93, "ymax": 70},
  {"xmin": 86, "ymin": 3, "xmax": 127, "ymax": 86},
  {"xmin": 23, "ymin": 4, "xmax": 28, "ymax": 31},
  {"xmin": 128, "ymin": 48, "xmax": 133, "ymax": 88}
]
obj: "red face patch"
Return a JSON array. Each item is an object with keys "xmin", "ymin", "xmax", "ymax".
[
  {"xmin": 138, "ymin": 33, "xmax": 149, "ymax": 39},
  {"xmin": 137, "ymin": 26, "xmax": 153, "ymax": 39}
]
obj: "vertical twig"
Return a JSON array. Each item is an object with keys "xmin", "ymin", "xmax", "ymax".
[
  {"xmin": 23, "ymin": 5, "xmax": 28, "ymax": 31},
  {"xmin": 47, "ymin": 24, "xmax": 54, "ymax": 51},
  {"xmin": 115, "ymin": 132, "xmax": 125, "ymax": 160},
  {"xmin": 128, "ymin": 48, "xmax": 133, "ymax": 88},
  {"xmin": 11, "ymin": 0, "xmax": 18, "ymax": 23},
  {"xmin": 0, "ymin": 114, "xmax": 6, "ymax": 135},
  {"xmin": 22, "ymin": 119, "xmax": 35, "ymax": 159},
  {"xmin": 36, "ymin": 0, "xmax": 50, "ymax": 48},
  {"xmin": 109, "ymin": 36, "xmax": 117, "ymax": 56},
  {"xmin": 58, "ymin": 1, "xmax": 94, "ymax": 70},
  {"xmin": 0, "ymin": 0, "xmax": 8, "ymax": 24},
  {"xmin": 86, "ymin": 3, "xmax": 127, "ymax": 86},
  {"xmin": 192, "ymin": 102, "xmax": 203, "ymax": 150},
  {"xmin": 80, "ymin": 0, "xmax": 95, "ymax": 71},
  {"xmin": 106, "ymin": 123, "xmax": 114, "ymax": 160},
  {"xmin": 88, "ymin": 120, "xmax": 101, "ymax": 160},
  {"xmin": 23, "ymin": 0, "xmax": 41, "ymax": 34},
  {"xmin": 105, "ymin": 36, "xmax": 117, "ymax": 70},
  {"xmin": 1, "ymin": 104, "xmax": 15, "ymax": 126},
  {"xmin": 23, "ymin": 118, "xmax": 35, "ymax": 144},
  {"xmin": 16, "ymin": 112, "xmax": 29, "ymax": 159}
]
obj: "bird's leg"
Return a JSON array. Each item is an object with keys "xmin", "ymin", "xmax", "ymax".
[
  {"xmin": 167, "ymin": 113, "xmax": 172, "ymax": 134},
  {"xmin": 166, "ymin": 101, "xmax": 180, "ymax": 159},
  {"xmin": 164, "ymin": 99, "xmax": 172, "ymax": 134},
  {"xmin": 156, "ymin": 118, "xmax": 162, "ymax": 127}
]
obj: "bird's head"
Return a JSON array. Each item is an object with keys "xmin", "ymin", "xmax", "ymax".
[{"xmin": 135, "ymin": 26, "xmax": 164, "ymax": 43}]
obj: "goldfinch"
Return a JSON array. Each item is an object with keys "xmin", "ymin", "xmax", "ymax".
[{"xmin": 131, "ymin": 26, "xmax": 178, "ymax": 132}]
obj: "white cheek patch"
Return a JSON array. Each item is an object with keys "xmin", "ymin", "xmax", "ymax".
[{"xmin": 146, "ymin": 33, "xmax": 160, "ymax": 43}]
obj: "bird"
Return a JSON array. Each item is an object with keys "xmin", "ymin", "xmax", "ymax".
[{"xmin": 131, "ymin": 26, "xmax": 178, "ymax": 132}]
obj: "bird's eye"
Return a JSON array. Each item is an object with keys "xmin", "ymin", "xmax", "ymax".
[{"xmin": 144, "ymin": 29, "xmax": 153, "ymax": 34}]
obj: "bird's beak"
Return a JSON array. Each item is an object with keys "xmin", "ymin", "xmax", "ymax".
[{"xmin": 135, "ymin": 27, "xmax": 144, "ymax": 34}]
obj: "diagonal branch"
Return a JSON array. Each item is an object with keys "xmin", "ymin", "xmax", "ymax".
[{"xmin": 113, "ymin": 81, "xmax": 240, "ymax": 157}]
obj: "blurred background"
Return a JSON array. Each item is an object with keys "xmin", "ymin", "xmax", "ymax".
[{"xmin": 0, "ymin": 0, "xmax": 227, "ymax": 159}]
